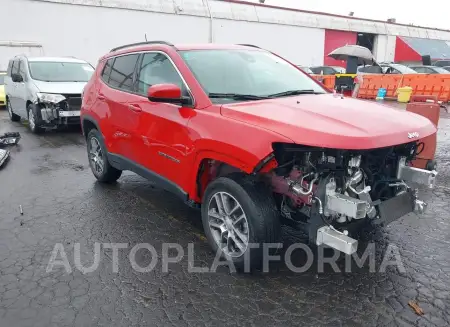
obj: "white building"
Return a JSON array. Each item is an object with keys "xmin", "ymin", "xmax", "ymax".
[{"xmin": 3, "ymin": 0, "xmax": 450, "ymax": 70}]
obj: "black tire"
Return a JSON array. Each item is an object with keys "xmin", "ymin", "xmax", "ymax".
[
  {"xmin": 27, "ymin": 104, "xmax": 44, "ymax": 134},
  {"xmin": 7, "ymin": 100, "xmax": 20, "ymax": 122},
  {"xmin": 201, "ymin": 174, "xmax": 281, "ymax": 271},
  {"xmin": 86, "ymin": 129, "xmax": 122, "ymax": 183}
]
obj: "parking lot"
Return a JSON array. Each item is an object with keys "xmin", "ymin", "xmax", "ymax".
[{"xmin": 0, "ymin": 108, "xmax": 449, "ymax": 327}]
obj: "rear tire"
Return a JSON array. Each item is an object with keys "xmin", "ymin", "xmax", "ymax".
[
  {"xmin": 7, "ymin": 100, "xmax": 20, "ymax": 122},
  {"xmin": 201, "ymin": 174, "xmax": 281, "ymax": 271},
  {"xmin": 87, "ymin": 129, "xmax": 122, "ymax": 183}
]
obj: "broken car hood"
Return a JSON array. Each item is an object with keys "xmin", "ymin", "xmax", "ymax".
[
  {"xmin": 220, "ymin": 94, "xmax": 437, "ymax": 150},
  {"xmin": 33, "ymin": 80, "xmax": 87, "ymax": 94}
]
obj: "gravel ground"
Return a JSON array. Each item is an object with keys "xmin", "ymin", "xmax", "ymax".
[{"xmin": 0, "ymin": 108, "xmax": 449, "ymax": 327}]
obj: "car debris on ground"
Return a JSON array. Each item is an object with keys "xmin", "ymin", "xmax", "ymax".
[{"xmin": 0, "ymin": 132, "xmax": 21, "ymax": 168}]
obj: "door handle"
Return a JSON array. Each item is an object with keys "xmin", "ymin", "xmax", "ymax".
[
  {"xmin": 128, "ymin": 104, "xmax": 142, "ymax": 112},
  {"xmin": 98, "ymin": 92, "xmax": 105, "ymax": 100}
]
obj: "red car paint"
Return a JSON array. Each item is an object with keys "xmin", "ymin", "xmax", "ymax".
[{"xmin": 81, "ymin": 43, "xmax": 437, "ymax": 203}]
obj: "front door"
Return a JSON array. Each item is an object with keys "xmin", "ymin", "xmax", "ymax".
[
  {"xmin": 128, "ymin": 52, "xmax": 195, "ymax": 189},
  {"xmin": 15, "ymin": 60, "xmax": 28, "ymax": 117}
]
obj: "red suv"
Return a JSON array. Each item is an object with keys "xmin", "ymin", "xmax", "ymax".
[{"xmin": 81, "ymin": 41, "xmax": 437, "ymax": 268}]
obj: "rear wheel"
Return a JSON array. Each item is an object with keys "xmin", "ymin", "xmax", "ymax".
[
  {"xmin": 87, "ymin": 129, "xmax": 122, "ymax": 183},
  {"xmin": 7, "ymin": 100, "xmax": 20, "ymax": 122},
  {"xmin": 201, "ymin": 174, "xmax": 281, "ymax": 270}
]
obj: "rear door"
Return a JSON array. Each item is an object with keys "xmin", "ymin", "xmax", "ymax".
[{"xmin": 99, "ymin": 54, "xmax": 140, "ymax": 159}]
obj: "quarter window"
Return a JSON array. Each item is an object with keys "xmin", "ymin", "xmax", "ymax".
[
  {"xmin": 108, "ymin": 54, "xmax": 139, "ymax": 91},
  {"xmin": 101, "ymin": 58, "xmax": 114, "ymax": 83},
  {"xmin": 136, "ymin": 53, "xmax": 185, "ymax": 96}
]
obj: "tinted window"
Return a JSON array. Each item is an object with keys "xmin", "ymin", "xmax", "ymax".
[
  {"xmin": 108, "ymin": 54, "xmax": 139, "ymax": 91},
  {"xmin": 412, "ymin": 67, "xmax": 425, "ymax": 73},
  {"xmin": 137, "ymin": 53, "xmax": 185, "ymax": 95},
  {"xmin": 101, "ymin": 58, "xmax": 114, "ymax": 83}
]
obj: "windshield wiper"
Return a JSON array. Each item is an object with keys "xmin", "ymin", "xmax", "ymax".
[
  {"xmin": 208, "ymin": 93, "xmax": 269, "ymax": 101},
  {"xmin": 268, "ymin": 89, "xmax": 323, "ymax": 98}
]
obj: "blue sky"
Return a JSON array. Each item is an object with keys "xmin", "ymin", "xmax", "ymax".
[{"xmin": 244, "ymin": 0, "xmax": 449, "ymax": 30}]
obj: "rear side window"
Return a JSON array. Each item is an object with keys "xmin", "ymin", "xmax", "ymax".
[
  {"xmin": 101, "ymin": 58, "xmax": 114, "ymax": 83},
  {"xmin": 108, "ymin": 54, "xmax": 139, "ymax": 92}
]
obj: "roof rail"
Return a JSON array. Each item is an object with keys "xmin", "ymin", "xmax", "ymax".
[
  {"xmin": 110, "ymin": 41, "xmax": 175, "ymax": 53},
  {"xmin": 237, "ymin": 44, "xmax": 261, "ymax": 49}
]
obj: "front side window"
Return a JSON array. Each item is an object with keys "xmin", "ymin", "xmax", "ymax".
[
  {"xmin": 28, "ymin": 61, "xmax": 94, "ymax": 82},
  {"xmin": 108, "ymin": 54, "xmax": 139, "ymax": 91},
  {"xmin": 180, "ymin": 49, "xmax": 326, "ymax": 102},
  {"xmin": 136, "ymin": 53, "xmax": 185, "ymax": 95}
]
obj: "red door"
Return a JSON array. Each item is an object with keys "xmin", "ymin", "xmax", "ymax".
[
  {"xmin": 100, "ymin": 54, "xmax": 141, "ymax": 160},
  {"xmin": 127, "ymin": 52, "xmax": 195, "ymax": 189}
]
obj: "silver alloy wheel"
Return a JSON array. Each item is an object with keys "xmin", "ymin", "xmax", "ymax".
[
  {"xmin": 207, "ymin": 191, "xmax": 249, "ymax": 258},
  {"xmin": 89, "ymin": 137, "xmax": 104, "ymax": 176},
  {"xmin": 28, "ymin": 109, "xmax": 36, "ymax": 131}
]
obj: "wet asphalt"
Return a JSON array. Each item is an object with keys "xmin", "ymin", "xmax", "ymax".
[{"xmin": 0, "ymin": 108, "xmax": 449, "ymax": 327}]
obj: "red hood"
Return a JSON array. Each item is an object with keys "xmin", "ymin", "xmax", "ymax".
[{"xmin": 220, "ymin": 94, "xmax": 437, "ymax": 150}]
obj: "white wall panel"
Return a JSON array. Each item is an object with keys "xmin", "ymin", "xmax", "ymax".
[
  {"xmin": 213, "ymin": 19, "xmax": 325, "ymax": 66},
  {"xmin": 3, "ymin": 0, "xmax": 209, "ymax": 65}
]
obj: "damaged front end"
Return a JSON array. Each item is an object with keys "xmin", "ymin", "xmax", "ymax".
[
  {"xmin": 34, "ymin": 93, "xmax": 82, "ymax": 129},
  {"xmin": 265, "ymin": 142, "xmax": 437, "ymax": 255}
]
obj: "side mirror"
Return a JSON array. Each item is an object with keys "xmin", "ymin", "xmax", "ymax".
[
  {"xmin": 148, "ymin": 84, "xmax": 191, "ymax": 106},
  {"xmin": 12, "ymin": 74, "xmax": 24, "ymax": 83}
]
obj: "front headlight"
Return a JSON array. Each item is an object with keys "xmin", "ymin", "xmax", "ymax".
[{"xmin": 36, "ymin": 93, "xmax": 66, "ymax": 104}]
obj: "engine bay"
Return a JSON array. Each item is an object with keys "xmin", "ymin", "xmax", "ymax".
[{"xmin": 266, "ymin": 142, "xmax": 437, "ymax": 253}]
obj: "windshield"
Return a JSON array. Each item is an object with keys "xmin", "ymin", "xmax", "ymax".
[
  {"xmin": 297, "ymin": 66, "xmax": 314, "ymax": 74},
  {"xmin": 180, "ymin": 50, "xmax": 326, "ymax": 101},
  {"xmin": 0, "ymin": 75, "xmax": 4, "ymax": 84},
  {"xmin": 389, "ymin": 64, "xmax": 417, "ymax": 74},
  {"xmin": 330, "ymin": 66, "xmax": 346, "ymax": 73},
  {"xmin": 433, "ymin": 67, "xmax": 449, "ymax": 74},
  {"xmin": 28, "ymin": 61, "xmax": 94, "ymax": 82}
]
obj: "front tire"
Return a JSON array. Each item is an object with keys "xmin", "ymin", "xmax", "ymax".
[
  {"xmin": 27, "ymin": 104, "xmax": 44, "ymax": 134},
  {"xmin": 7, "ymin": 100, "xmax": 20, "ymax": 122},
  {"xmin": 201, "ymin": 174, "xmax": 281, "ymax": 270},
  {"xmin": 87, "ymin": 129, "xmax": 122, "ymax": 183}
]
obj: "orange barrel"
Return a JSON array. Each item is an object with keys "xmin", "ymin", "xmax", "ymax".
[{"xmin": 406, "ymin": 95, "xmax": 440, "ymax": 170}]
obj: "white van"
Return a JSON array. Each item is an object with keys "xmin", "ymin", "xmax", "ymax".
[{"xmin": 5, "ymin": 55, "xmax": 94, "ymax": 133}]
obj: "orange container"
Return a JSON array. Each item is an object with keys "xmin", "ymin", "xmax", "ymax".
[{"xmin": 406, "ymin": 95, "xmax": 440, "ymax": 170}]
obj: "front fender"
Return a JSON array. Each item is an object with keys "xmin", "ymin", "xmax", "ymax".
[{"xmin": 186, "ymin": 141, "xmax": 274, "ymax": 201}]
